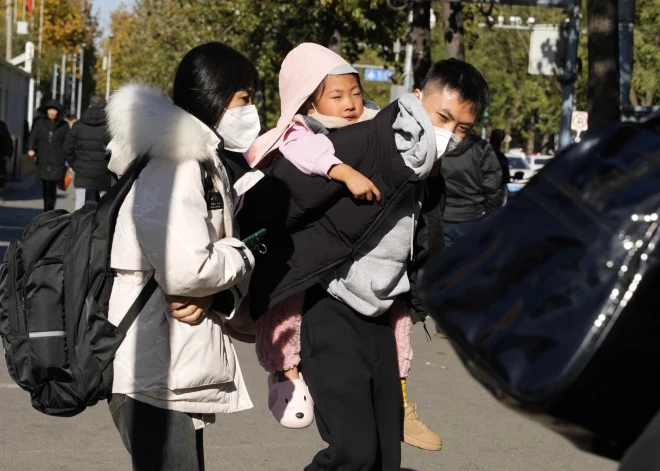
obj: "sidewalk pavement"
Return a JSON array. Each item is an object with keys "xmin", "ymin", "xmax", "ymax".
[
  {"xmin": 0, "ymin": 174, "xmax": 75, "ymax": 260},
  {"xmin": 0, "ymin": 179, "xmax": 618, "ymax": 471}
]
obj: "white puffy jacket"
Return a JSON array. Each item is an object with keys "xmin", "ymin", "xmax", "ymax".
[{"xmin": 105, "ymin": 84, "xmax": 262, "ymax": 416}]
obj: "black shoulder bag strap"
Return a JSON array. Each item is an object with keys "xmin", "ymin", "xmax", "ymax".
[
  {"xmin": 117, "ymin": 276, "xmax": 159, "ymax": 334},
  {"xmin": 116, "ymin": 163, "xmax": 212, "ymax": 334}
]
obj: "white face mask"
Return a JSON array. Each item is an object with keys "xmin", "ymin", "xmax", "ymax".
[
  {"xmin": 215, "ymin": 104, "xmax": 261, "ymax": 153},
  {"xmin": 434, "ymin": 127, "xmax": 463, "ymax": 160},
  {"xmin": 416, "ymin": 92, "xmax": 463, "ymax": 160}
]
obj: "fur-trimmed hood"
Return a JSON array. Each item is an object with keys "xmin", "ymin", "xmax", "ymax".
[{"xmin": 106, "ymin": 84, "xmax": 221, "ymax": 175}]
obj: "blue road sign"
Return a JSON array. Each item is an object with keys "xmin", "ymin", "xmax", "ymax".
[{"xmin": 364, "ymin": 68, "xmax": 395, "ymax": 82}]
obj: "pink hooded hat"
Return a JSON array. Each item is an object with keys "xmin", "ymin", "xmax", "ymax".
[{"xmin": 245, "ymin": 43, "xmax": 356, "ymax": 168}]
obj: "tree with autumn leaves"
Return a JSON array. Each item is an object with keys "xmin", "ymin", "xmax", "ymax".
[
  {"xmin": 3, "ymin": 0, "xmax": 659, "ymax": 149},
  {"xmin": 0, "ymin": 0, "xmax": 98, "ymax": 110},
  {"xmin": 101, "ymin": 0, "xmax": 406, "ymax": 128}
]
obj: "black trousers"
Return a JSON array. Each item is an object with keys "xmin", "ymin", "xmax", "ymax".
[
  {"xmin": 109, "ymin": 394, "xmax": 205, "ymax": 471},
  {"xmin": 41, "ymin": 180, "xmax": 58, "ymax": 211},
  {"xmin": 443, "ymin": 219, "xmax": 484, "ymax": 249},
  {"xmin": 300, "ymin": 286, "xmax": 402, "ymax": 471}
]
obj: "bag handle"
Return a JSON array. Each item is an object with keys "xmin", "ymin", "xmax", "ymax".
[{"xmin": 117, "ymin": 276, "xmax": 159, "ymax": 334}]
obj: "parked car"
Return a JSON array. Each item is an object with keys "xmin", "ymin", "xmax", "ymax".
[
  {"xmin": 529, "ymin": 155, "xmax": 553, "ymax": 174},
  {"xmin": 506, "ymin": 153, "xmax": 535, "ymax": 194}
]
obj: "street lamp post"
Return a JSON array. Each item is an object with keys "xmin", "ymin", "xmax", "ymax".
[
  {"xmin": 77, "ymin": 44, "xmax": 86, "ymax": 119},
  {"xmin": 70, "ymin": 53, "xmax": 77, "ymax": 116},
  {"xmin": 60, "ymin": 54, "xmax": 66, "ymax": 101},
  {"xmin": 557, "ymin": 3, "xmax": 581, "ymax": 151},
  {"xmin": 51, "ymin": 63, "xmax": 59, "ymax": 99},
  {"xmin": 105, "ymin": 36, "xmax": 114, "ymax": 101}
]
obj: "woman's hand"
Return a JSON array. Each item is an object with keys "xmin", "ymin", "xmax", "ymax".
[{"xmin": 165, "ymin": 295, "xmax": 213, "ymax": 325}]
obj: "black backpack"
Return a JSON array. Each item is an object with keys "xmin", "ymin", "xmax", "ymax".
[
  {"xmin": 422, "ymin": 117, "xmax": 660, "ymax": 458},
  {"xmin": 0, "ymin": 157, "xmax": 157, "ymax": 416}
]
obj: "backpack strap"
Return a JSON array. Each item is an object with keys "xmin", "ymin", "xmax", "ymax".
[
  {"xmin": 116, "ymin": 276, "xmax": 159, "ymax": 334},
  {"xmin": 201, "ymin": 162, "xmax": 224, "ymax": 211}
]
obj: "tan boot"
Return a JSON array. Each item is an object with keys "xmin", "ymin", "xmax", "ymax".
[{"xmin": 403, "ymin": 402, "xmax": 443, "ymax": 451}]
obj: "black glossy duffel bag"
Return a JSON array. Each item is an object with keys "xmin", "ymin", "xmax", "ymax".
[{"xmin": 422, "ymin": 114, "xmax": 660, "ymax": 459}]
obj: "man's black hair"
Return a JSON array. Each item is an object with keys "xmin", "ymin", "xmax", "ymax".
[
  {"xmin": 172, "ymin": 42, "xmax": 259, "ymax": 128},
  {"xmin": 420, "ymin": 58, "xmax": 489, "ymax": 118}
]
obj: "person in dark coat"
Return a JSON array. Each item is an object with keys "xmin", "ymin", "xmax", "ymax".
[
  {"xmin": 0, "ymin": 119, "xmax": 13, "ymax": 188},
  {"xmin": 27, "ymin": 99, "xmax": 69, "ymax": 211},
  {"xmin": 64, "ymin": 94, "xmax": 111, "ymax": 209},
  {"xmin": 490, "ymin": 129, "xmax": 510, "ymax": 187},
  {"xmin": 441, "ymin": 133, "xmax": 503, "ymax": 248}
]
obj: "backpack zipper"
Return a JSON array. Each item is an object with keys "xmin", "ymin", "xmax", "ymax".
[
  {"xmin": 6, "ymin": 243, "xmax": 25, "ymax": 334},
  {"xmin": 21, "ymin": 258, "xmax": 63, "ymax": 313}
]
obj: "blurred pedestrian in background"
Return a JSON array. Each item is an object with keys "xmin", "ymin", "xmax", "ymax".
[
  {"xmin": 64, "ymin": 94, "xmax": 112, "ymax": 210},
  {"xmin": 441, "ymin": 134, "xmax": 503, "ymax": 248},
  {"xmin": 490, "ymin": 129, "xmax": 510, "ymax": 206},
  {"xmin": 0, "ymin": 119, "xmax": 13, "ymax": 189},
  {"xmin": 27, "ymin": 100, "xmax": 69, "ymax": 212}
]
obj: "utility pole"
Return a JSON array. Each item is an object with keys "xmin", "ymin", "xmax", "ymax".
[
  {"xmin": 403, "ymin": 9, "xmax": 414, "ymax": 92},
  {"xmin": 70, "ymin": 53, "xmax": 77, "ymax": 116},
  {"xmin": 77, "ymin": 45, "xmax": 86, "ymax": 118},
  {"xmin": 411, "ymin": 0, "xmax": 432, "ymax": 89},
  {"xmin": 105, "ymin": 36, "xmax": 114, "ymax": 100},
  {"xmin": 618, "ymin": 0, "xmax": 635, "ymax": 107},
  {"xmin": 60, "ymin": 54, "xmax": 66, "ymax": 101},
  {"xmin": 36, "ymin": 0, "xmax": 44, "ymax": 100},
  {"xmin": 587, "ymin": 0, "xmax": 620, "ymax": 125},
  {"xmin": 5, "ymin": 0, "xmax": 12, "ymax": 60},
  {"xmin": 51, "ymin": 64, "xmax": 59, "ymax": 99},
  {"xmin": 557, "ymin": 1, "xmax": 581, "ymax": 151}
]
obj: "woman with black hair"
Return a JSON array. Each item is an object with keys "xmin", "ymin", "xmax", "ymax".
[{"xmin": 104, "ymin": 42, "xmax": 263, "ymax": 470}]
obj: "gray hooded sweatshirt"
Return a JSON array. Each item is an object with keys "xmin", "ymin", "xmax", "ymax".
[{"xmin": 323, "ymin": 93, "xmax": 438, "ymax": 316}]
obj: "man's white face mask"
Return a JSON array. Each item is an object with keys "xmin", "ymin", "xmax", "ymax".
[
  {"xmin": 215, "ymin": 105, "xmax": 261, "ymax": 153},
  {"xmin": 417, "ymin": 91, "xmax": 464, "ymax": 160},
  {"xmin": 434, "ymin": 126, "xmax": 463, "ymax": 159}
]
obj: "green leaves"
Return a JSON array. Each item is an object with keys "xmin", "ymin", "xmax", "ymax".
[{"xmin": 106, "ymin": 0, "xmax": 404, "ymax": 127}]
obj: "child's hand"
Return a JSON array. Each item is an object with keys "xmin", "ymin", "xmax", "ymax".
[
  {"xmin": 346, "ymin": 173, "xmax": 382, "ymax": 202},
  {"xmin": 328, "ymin": 164, "xmax": 381, "ymax": 202}
]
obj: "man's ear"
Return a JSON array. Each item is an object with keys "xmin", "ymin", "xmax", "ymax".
[{"xmin": 413, "ymin": 89, "xmax": 423, "ymax": 100}]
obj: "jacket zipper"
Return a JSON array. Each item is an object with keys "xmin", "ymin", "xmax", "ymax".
[
  {"xmin": 63, "ymin": 215, "xmax": 88, "ymax": 402},
  {"xmin": 8, "ymin": 243, "xmax": 24, "ymax": 334}
]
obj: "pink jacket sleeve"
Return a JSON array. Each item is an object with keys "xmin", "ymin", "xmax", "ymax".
[{"xmin": 279, "ymin": 122, "xmax": 343, "ymax": 178}]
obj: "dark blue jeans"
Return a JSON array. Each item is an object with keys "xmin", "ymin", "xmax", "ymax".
[
  {"xmin": 109, "ymin": 394, "xmax": 205, "ymax": 471},
  {"xmin": 443, "ymin": 219, "xmax": 484, "ymax": 249}
]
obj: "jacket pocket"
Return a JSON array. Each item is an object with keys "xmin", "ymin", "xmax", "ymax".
[
  {"xmin": 22, "ymin": 257, "xmax": 69, "ymax": 387},
  {"xmin": 163, "ymin": 312, "xmax": 236, "ymax": 391}
]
